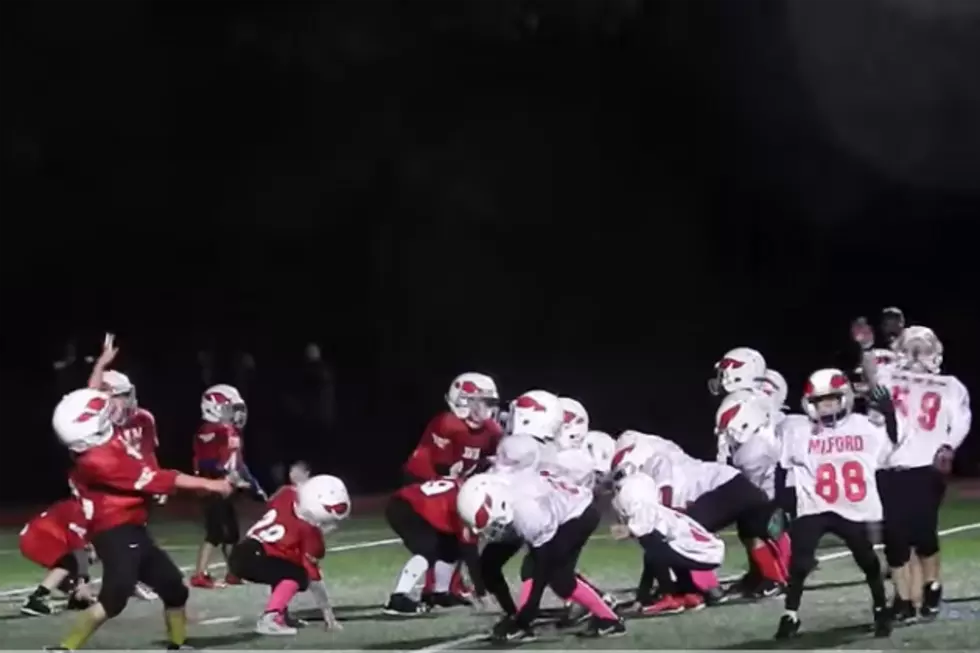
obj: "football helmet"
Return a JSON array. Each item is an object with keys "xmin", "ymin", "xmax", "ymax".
[
  {"xmin": 757, "ymin": 369, "xmax": 788, "ymax": 410},
  {"xmin": 446, "ymin": 372, "xmax": 499, "ymax": 427},
  {"xmin": 880, "ymin": 307, "xmax": 906, "ymax": 346},
  {"xmin": 584, "ymin": 430, "xmax": 615, "ymax": 475},
  {"xmin": 101, "ymin": 369, "xmax": 137, "ymax": 425},
  {"xmin": 610, "ymin": 439, "xmax": 655, "ymax": 487},
  {"xmin": 295, "ymin": 474, "xmax": 350, "ymax": 528},
  {"xmin": 708, "ymin": 347, "xmax": 766, "ymax": 396},
  {"xmin": 53, "ymin": 388, "xmax": 115, "ymax": 453},
  {"xmin": 201, "ymin": 384, "xmax": 248, "ymax": 428},
  {"xmin": 801, "ymin": 368, "xmax": 854, "ymax": 424},
  {"xmin": 612, "ymin": 472, "xmax": 658, "ymax": 523},
  {"xmin": 716, "ymin": 389, "xmax": 773, "ymax": 446},
  {"xmin": 557, "ymin": 397, "xmax": 589, "ymax": 450},
  {"xmin": 493, "ymin": 434, "xmax": 541, "ymax": 473},
  {"xmin": 457, "ymin": 473, "xmax": 515, "ymax": 541},
  {"xmin": 508, "ymin": 389, "xmax": 563, "ymax": 443},
  {"xmin": 894, "ymin": 325, "xmax": 943, "ymax": 374}
]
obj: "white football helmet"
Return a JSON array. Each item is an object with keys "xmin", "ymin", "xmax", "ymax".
[
  {"xmin": 101, "ymin": 370, "xmax": 137, "ymax": 425},
  {"xmin": 295, "ymin": 474, "xmax": 351, "ymax": 528},
  {"xmin": 584, "ymin": 430, "xmax": 615, "ymax": 475},
  {"xmin": 508, "ymin": 390, "xmax": 563, "ymax": 442},
  {"xmin": 610, "ymin": 439, "xmax": 655, "ymax": 486},
  {"xmin": 53, "ymin": 389, "xmax": 115, "ymax": 453},
  {"xmin": 894, "ymin": 326, "xmax": 943, "ymax": 374},
  {"xmin": 801, "ymin": 368, "xmax": 854, "ymax": 423},
  {"xmin": 457, "ymin": 473, "xmax": 515, "ymax": 541},
  {"xmin": 557, "ymin": 397, "xmax": 589, "ymax": 450},
  {"xmin": 716, "ymin": 390, "xmax": 773, "ymax": 446},
  {"xmin": 708, "ymin": 347, "xmax": 766, "ymax": 396},
  {"xmin": 757, "ymin": 369, "xmax": 788, "ymax": 410},
  {"xmin": 493, "ymin": 434, "xmax": 541, "ymax": 473},
  {"xmin": 612, "ymin": 472, "xmax": 658, "ymax": 523},
  {"xmin": 201, "ymin": 384, "xmax": 248, "ymax": 428},
  {"xmin": 446, "ymin": 372, "xmax": 499, "ymax": 427}
]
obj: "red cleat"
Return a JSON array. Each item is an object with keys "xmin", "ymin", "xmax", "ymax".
[
  {"xmin": 224, "ymin": 573, "xmax": 243, "ymax": 586},
  {"xmin": 681, "ymin": 593, "xmax": 706, "ymax": 611},
  {"xmin": 639, "ymin": 594, "xmax": 686, "ymax": 616},
  {"xmin": 189, "ymin": 572, "xmax": 216, "ymax": 589}
]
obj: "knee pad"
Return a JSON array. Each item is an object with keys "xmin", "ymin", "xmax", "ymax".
[
  {"xmin": 884, "ymin": 540, "xmax": 911, "ymax": 568},
  {"xmin": 157, "ymin": 580, "xmax": 190, "ymax": 610}
]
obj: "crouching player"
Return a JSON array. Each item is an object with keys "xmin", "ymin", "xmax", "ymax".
[
  {"xmin": 19, "ymin": 498, "xmax": 97, "ymax": 616},
  {"xmin": 611, "ymin": 474, "xmax": 724, "ymax": 614},
  {"xmin": 458, "ymin": 469, "xmax": 624, "ymax": 642},
  {"xmin": 52, "ymin": 389, "xmax": 233, "ymax": 651},
  {"xmin": 383, "ymin": 478, "xmax": 486, "ymax": 616},
  {"xmin": 229, "ymin": 475, "xmax": 350, "ymax": 635}
]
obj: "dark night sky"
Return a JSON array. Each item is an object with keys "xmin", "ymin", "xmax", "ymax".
[{"xmin": 1, "ymin": 0, "xmax": 979, "ymax": 501}]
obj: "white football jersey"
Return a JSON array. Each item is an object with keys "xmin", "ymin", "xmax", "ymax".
[
  {"xmin": 649, "ymin": 457, "xmax": 739, "ymax": 510},
  {"xmin": 775, "ymin": 413, "xmax": 809, "ymax": 488},
  {"xmin": 781, "ymin": 413, "xmax": 890, "ymax": 522},
  {"xmin": 616, "ymin": 491, "xmax": 724, "ymax": 566},
  {"xmin": 618, "ymin": 430, "xmax": 694, "ymax": 464},
  {"xmin": 541, "ymin": 447, "xmax": 600, "ymax": 489},
  {"xmin": 510, "ymin": 472, "xmax": 593, "ymax": 548},
  {"xmin": 729, "ymin": 426, "xmax": 780, "ymax": 500},
  {"xmin": 876, "ymin": 368, "xmax": 972, "ymax": 468}
]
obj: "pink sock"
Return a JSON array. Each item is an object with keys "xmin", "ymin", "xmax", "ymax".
[
  {"xmin": 265, "ymin": 579, "xmax": 300, "ymax": 613},
  {"xmin": 516, "ymin": 580, "xmax": 533, "ymax": 610},
  {"xmin": 690, "ymin": 570, "xmax": 719, "ymax": 592},
  {"xmin": 777, "ymin": 533, "xmax": 791, "ymax": 570},
  {"xmin": 569, "ymin": 578, "xmax": 618, "ymax": 620}
]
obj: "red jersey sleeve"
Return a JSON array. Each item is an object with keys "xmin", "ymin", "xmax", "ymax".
[
  {"xmin": 403, "ymin": 413, "xmax": 460, "ymax": 480},
  {"xmin": 77, "ymin": 447, "xmax": 179, "ymax": 496}
]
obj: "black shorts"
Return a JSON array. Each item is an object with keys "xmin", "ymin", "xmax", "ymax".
[
  {"xmin": 385, "ymin": 496, "xmax": 460, "ymax": 564},
  {"xmin": 228, "ymin": 538, "xmax": 310, "ymax": 591},
  {"xmin": 92, "ymin": 524, "xmax": 187, "ymax": 615},
  {"xmin": 877, "ymin": 466, "xmax": 946, "ymax": 565},
  {"xmin": 202, "ymin": 495, "xmax": 240, "ymax": 546},
  {"xmin": 526, "ymin": 503, "xmax": 600, "ymax": 598},
  {"xmin": 789, "ymin": 512, "xmax": 878, "ymax": 573},
  {"xmin": 687, "ymin": 473, "xmax": 773, "ymax": 540}
]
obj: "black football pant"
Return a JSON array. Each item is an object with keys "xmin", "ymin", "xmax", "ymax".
[
  {"xmin": 228, "ymin": 538, "xmax": 309, "ymax": 590},
  {"xmin": 203, "ymin": 495, "xmax": 240, "ymax": 546},
  {"xmin": 877, "ymin": 466, "xmax": 945, "ymax": 568},
  {"xmin": 687, "ymin": 474, "xmax": 774, "ymax": 540},
  {"xmin": 385, "ymin": 496, "xmax": 460, "ymax": 564},
  {"xmin": 635, "ymin": 531, "xmax": 717, "ymax": 601},
  {"xmin": 93, "ymin": 524, "xmax": 188, "ymax": 618},
  {"xmin": 784, "ymin": 512, "xmax": 885, "ymax": 612}
]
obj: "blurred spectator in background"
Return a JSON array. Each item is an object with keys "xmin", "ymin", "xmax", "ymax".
[
  {"xmin": 232, "ymin": 350, "xmax": 256, "ymax": 401},
  {"xmin": 52, "ymin": 338, "xmax": 93, "ymax": 396},
  {"xmin": 300, "ymin": 342, "xmax": 336, "ymax": 437},
  {"xmin": 197, "ymin": 349, "xmax": 215, "ymax": 388}
]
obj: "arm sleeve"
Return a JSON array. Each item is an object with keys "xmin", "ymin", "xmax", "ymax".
[
  {"xmin": 947, "ymin": 382, "xmax": 972, "ymax": 450},
  {"xmin": 80, "ymin": 454, "xmax": 179, "ymax": 496}
]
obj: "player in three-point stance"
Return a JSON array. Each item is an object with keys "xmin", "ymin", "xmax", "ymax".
[{"xmin": 775, "ymin": 368, "xmax": 898, "ymax": 639}]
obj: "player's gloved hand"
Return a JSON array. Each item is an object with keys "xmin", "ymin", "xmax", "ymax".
[
  {"xmin": 868, "ymin": 385, "xmax": 894, "ymax": 413},
  {"xmin": 609, "ymin": 524, "xmax": 631, "ymax": 540},
  {"xmin": 851, "ymin": 317, "xmax": 875, "ymax": 350},
  {"xmin": 934, "ymin": 445, "xmax": 954, "ymax": 474}
]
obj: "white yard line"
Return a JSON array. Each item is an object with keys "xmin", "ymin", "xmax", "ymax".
[
  {"xmin": 411, "ymin": 521, "xmax": 980, "ymax": 653},
  {"xmin": 0, "ymin": 536, "xmax": 401, "ymax": 599}
]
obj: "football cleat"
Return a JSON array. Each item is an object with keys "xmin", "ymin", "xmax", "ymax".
[
  {"xmin": 774, "ymin": 614, "xmax": 801, "ymax": 640},
  {"xmin": 579, "ymin": 616, "xmax": 626, "ymax": 638}
]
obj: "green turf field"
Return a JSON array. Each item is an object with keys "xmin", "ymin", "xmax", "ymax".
[{"xmin": 1, "ymin": 499, "xmax": 979, "ymax": 650}]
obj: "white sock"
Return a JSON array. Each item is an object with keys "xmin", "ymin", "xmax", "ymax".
[
  {"xmin": 433, "ymin": 561, "xmax": 455, "ymax": 593},
  {"xmin": 784, "ymin": 610, "xmax": 798, "ymax": 620},
  {"xmin": 394, "ymin": 555, "xmax": 429, "ymax": 596}
]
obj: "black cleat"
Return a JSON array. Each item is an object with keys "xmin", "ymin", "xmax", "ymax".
[
  {"xmin": 579, "ymin": 616, "xmax": 626, "ymax": 638},
  {"xmin": 704, "ymin": 586, "xmax": 730, "ymax": 606},
  {"xmin": 21, "ymin": 595, "xmax": 53, "ymax": 617},
  {"xmin": 891, "ymin": 598, "xmax": 917, "ymax": 624},
  {"xmin": 873, "ymin": 606, "xmax": 892, "ymax": 638},
  {"xmin": 921, "ymin": 582, "xmax": 942, "ymax": 619},
  {"xmin": 382, "ymin": 593, "xmax": 430, "ymax": 617},
  {"xmin": 490, "ymin": 616, "xmax": 537, "ymax": 643},
  {"xmin": 774, "ymin": 614, "xmax": 801, "ymax": 640}
]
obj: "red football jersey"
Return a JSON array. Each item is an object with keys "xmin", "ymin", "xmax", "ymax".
[
  {"xmin": 403, "ymin": 411, "xmax": 502, "ymax": 481},
  {"xmin": 19, "ymin": 499, "xmax": 89, "ymax": 568},
  {"xmin": 70, "ymin": 430, "xmax": 179, "ymax": 535},
  {"xmin": 396, "ymin": 478, "xmax": 473, "ymax": 542},
  {"xmin": 245, "ymin": 485, "xmax": 325, "ymax": 574},
  {"xmin": 117, "ymin": 408, "xmax": 159, "ymax": 467},
  {"xmin": 193, "ymin": 422, "xmax": 242, "ymax": 477}
]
